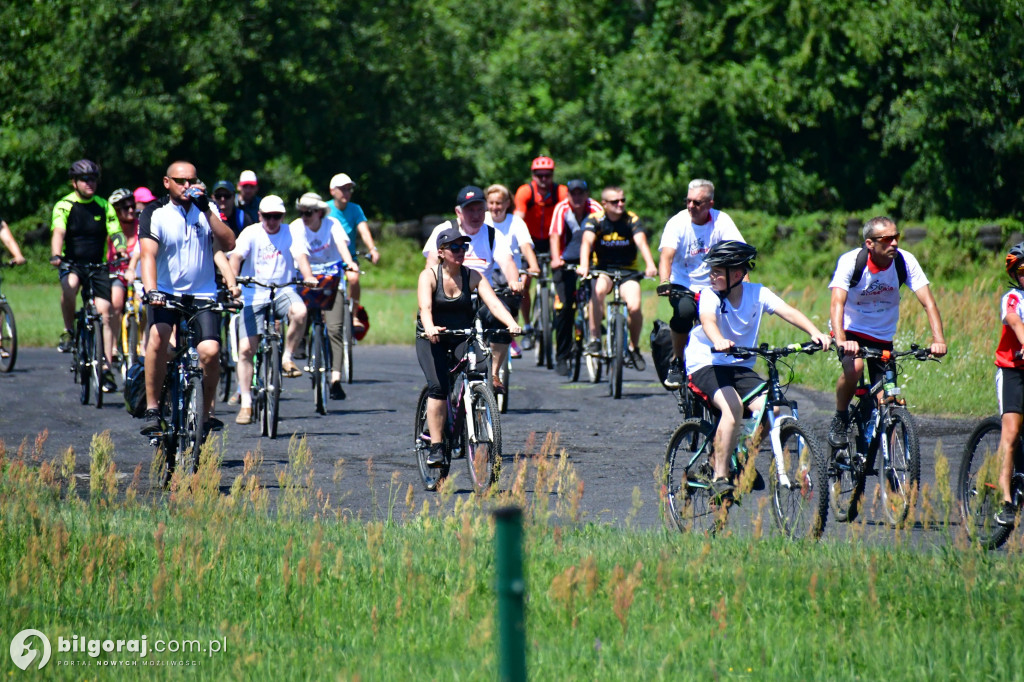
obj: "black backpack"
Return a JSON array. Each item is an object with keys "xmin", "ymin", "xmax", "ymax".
[{"xmin": 846, "ymin": 248, "xmax": 908, "ymax": 289}]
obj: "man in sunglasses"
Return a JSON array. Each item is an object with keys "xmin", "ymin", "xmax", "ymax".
[
  {"xmin": 50, "ymin": 159, "xmax": 126, "ymax": 393},
  {"xmin": 826, "ymin": 216, "xmax": 947, "ymax": 446},
  {"xmin": 211, "ymin": 180, "xmax": 247, "ymax": 235},
  {"xmin": 656, "ymin": 178, "xmax": 745, "ymax": 390}
]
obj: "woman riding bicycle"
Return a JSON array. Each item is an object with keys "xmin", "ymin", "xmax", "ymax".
[{"xmin": 417, "ymin": 227, "xmax": 521, "ymax": 466}]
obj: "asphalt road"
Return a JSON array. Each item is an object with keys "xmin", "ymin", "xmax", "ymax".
[{"xmin": 0, "ymin": 346, "xmax": 979, "ymax": 543}]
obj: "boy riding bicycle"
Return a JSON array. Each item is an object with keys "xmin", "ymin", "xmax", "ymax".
[
  {"xmin": 685, "ymin": 241, "xmax": 830, "ymax": 499},
  {"xmin": 993, "ymin": 243, "xmax": 1024, "ymax": 527}
]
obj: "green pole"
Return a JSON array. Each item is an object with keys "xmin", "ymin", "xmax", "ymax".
[{"xmin": 494, "ymin": 506, "xmax": 526, "ymax": 682}]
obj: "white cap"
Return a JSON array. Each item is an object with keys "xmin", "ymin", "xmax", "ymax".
[
  {"xmin": 258, "ymin": 195, "xmax": 286, "ymax": 214},
  {"xmin": 330, "ymin": 173, "xmax": 355, "ymax": 189},
  {"xmin": 238, "ymin": 170, "xmax": 258, "ymax": 186}
]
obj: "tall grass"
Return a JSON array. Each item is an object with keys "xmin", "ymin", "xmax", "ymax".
[{"xmin": 2, "ymin": 431, "xmax": 1023, "ymax": 679}]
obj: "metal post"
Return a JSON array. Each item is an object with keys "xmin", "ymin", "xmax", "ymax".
[{"xmin": 494, "ymin": 506, "xmax": 526, "ymax": 682}]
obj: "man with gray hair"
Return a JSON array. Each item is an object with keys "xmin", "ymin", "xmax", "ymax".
[
  {"xmin": 656, "ymin": 178, "xmax": 744, "ymax": 389},
  {"xmin": 826, "ymin": 216, "xmax": 947, "ymax": 446}
]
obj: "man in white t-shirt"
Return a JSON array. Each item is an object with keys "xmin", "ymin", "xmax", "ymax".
[
  {"xmin": 229, "ymin": 195, "xmax": 317, "ymax": 425},
  {"xmin": 485, "ymin": 183, "xmax": 540, "ymax": 358},
  {"xmin": 826, "ymin": 216, "xmax": 947, "ymax": 446},
  {"xmin": 657, "ymin": 178, "xmax": 744, "ymax": 389},
  {"xmin": 423, "ymin": 185, "xmax": 524, "ymax": 394}
]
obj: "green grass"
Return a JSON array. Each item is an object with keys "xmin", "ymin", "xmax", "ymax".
[{"xmin": 1, "ymin": 433, "xmax": 1022, "ymax": 680}]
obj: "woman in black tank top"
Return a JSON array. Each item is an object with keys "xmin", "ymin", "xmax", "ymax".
[{"xmin": 416, "ymin": 229, "xmax": 521, "ymax": 466}]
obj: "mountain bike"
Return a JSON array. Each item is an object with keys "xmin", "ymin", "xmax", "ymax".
[
  {"xmin": 338, "ymin": 252, "xmax": 373, "ymax": 385},
  {"xmin": 119, "ymin": 280, "xmax": 145, "ymax": 382},
  {"xmin": 586, "ymin": 268, "xmax": 643, "ymax": 399},
  {"xmin": 664, "ymin": 342, "xmax": 827, "ymax": 538},
  {"xmin": 560, "ymin": 266, "xmax": 590, "ymax": 383},
  {"xmin": 528, "ymin": 253, "xmax": 555, "ymax": 369},
  {"xmin": 301, "ymin": 269, "xmax": 338, "ymax": 416},
  {"xmin": 0, "ymin": 260, "xmax": 21, "ymax": 373},
  {"xmin": 236, "ymin": 277, "xmax": 307, "ymax": 439},
  {"xmin": 147, "ymin": 293, "xmax": 239, "ymax": 482},
  {"xmin": 216, "ymin": 291, "xmax": 237, "ymax": 404},
  {"xmin": 957, "ymin": 415, "xmax": 1024, "ymax": 549},
  {"xmin": 824, "ymin": 345, "xmax": 934, "ymax": 527},
  {"xmin": 484, "ymin": 285, "xmax": 519, "ymax": 414},
  {"xmin": 414, "ymin": 323, "xmax": 502, "ymax": 494},
  {"xmin": 66, "ymin": 260, "xmax": 124, "ymax": 408}
]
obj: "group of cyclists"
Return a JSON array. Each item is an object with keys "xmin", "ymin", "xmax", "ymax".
[{"xmin": 6, "ymin": 154, "xmax": 1022, "ymax": 532}]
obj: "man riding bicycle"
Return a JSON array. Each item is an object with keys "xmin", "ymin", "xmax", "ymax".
[
  {"xmin": 139, "ymin": 161, "xmax": 237, "ymax": 437},
  {"xmin": 826, "ymin": 216, "xmax": 947, "ymax": 447},
  {"xmin": 577, "ymin": 185, "xmax": 658, "ymax": 370}
]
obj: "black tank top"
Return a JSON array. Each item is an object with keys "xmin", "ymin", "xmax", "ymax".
[{"xmin": 416, "ymin": 264, "xmax": 474, "ymax": 333}]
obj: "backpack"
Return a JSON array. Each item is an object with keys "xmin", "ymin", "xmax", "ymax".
[
  {"xmin": 846, "ymin": 248, "xmax": 907, "ymax": 289},
  {"xmin": 649, "ymin": 319, "xmax": 675, "ymax": 391}
]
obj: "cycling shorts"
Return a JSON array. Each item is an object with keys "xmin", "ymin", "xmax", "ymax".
[
  {"xmin": 668, "ymin": 287, "xmax": 698, "ymax": 335},
  {"xmin": 147, "ymin": 305, "xmax": 220, "ymax": 344},
  {"xmin": 997, "ymin": 367, "xmax": 1024, "ymax": 415},
  {"xmin": 689, "ymin": 365, "xmax": 765, "ymax": 406},
  {"xmin": 240, "ymin": 288, "xmax": 303, "ymax": 338},
  {"xmin": 60, "ymin": 263, "xmax": 112, "ymax": 303},
  {"xmin": 837, "ymin": 330, "xmax": 893, "ymax": 389}
]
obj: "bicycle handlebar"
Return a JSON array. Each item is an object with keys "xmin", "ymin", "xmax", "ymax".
[
  {"xmin": 236, "ymin": 276, "xmax": 318, "ymax": 289},
  {"xmin": 160, "ymin": 293, "xmax": 242, "ymax": 317},
  {"xmin": 713, "ymin": 341, "xmax": 824, "ymax": 359},
  {"xmin": 61, "ymin": 257, "xmax": 131, "ymax": 272},
  {"xmin": 853, "ymin": 344, "xmax": 937, "ymax": 362}
]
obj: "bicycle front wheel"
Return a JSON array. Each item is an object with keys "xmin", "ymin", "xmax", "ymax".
[
  {"xmin": 496, "ymin": 355, "xmax": 510, "ymax": 414},
  {"xmin": 264, "ymin": 342, "xmax": 282, "ymax": 439},
  {"xmin": 465, "ymin": 383, "xmax": 501, "ymax": 494},
  {"xmin": 90, "ymin": 320, "xmax": 104, "ymax": 408},
  {"xmin": 539, "ymin": 286, "xmax": 553, "ymax": 369},
  {"xmin": 176, "ymin": 375, "xmax": 204, "ymax": 475},
  {"xmin": 341, "ymin": 297, "xmax": 354, "ymax": 384},
  {"xmin": 957, "ymin": 416, "xmax": 1012, "ymax": 549},
  {"xmin": 311, "ymin": 325, "xmax": 327, "ymax": 415},
  {"xmin": 768, "ymin": 420, "xmax": 828, "ymax": 539},
  {"xmin": 664, "ymin": 418, "xmax": 718, "ymax": 534},
  {"xmin": 609, "ymin": 313, "xmax": 624, "ymax": 399},
  {"xmin": 0, "ymin": 301, "xmax": 17, "ymax": 373},
  {"xmin": 879, "ymin": 407, "xmax": 920, "ymax": 526},
  {"xmin": 414, "ymin": 386, "xmax": 448, "ymax": 490}
]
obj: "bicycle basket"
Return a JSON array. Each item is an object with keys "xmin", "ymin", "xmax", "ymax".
[
  {"xmin": 123, "ymin": 361, "xmax": 147, "ymax": 418},
  {"xmin": 299, "ymin": 274, "xmax": 340, "ymax": 310}
]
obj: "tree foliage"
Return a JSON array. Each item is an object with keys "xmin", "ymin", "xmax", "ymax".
[{"xmin": 1, "ymin": 0, "xmax": 1022, "ymax": 227}]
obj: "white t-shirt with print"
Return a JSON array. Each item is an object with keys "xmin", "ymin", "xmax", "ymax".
[
  {"xmin": 234, "ymin": 224, "xmax": 306, "ymax": 306},
  {"xmin": 289, "ymin": 216, "xmax": 350, "ymax": 274},
  {"xmin": 422, "ymin": 220, "xmax": 514, "ymax": 285},
  {"xmin": 485, "ymin": 212, "xmax": 533, "ymax": 271},
  {"xmin": 658, "ymin": 209, "xmax": 744, "ymax": 289},
  {"xmin": 685, "ymin": 283, "xmax": 785, "ymax": 373},
  {"xmin": 828, "ymin": 249, "xmax": 929, "ymax": 342}
]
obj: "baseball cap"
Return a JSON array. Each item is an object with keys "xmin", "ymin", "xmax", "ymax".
[
  {"xmin": 238, "ymin": 170, "xmax": 258, "ymax": 186},
  {"xmin": 296, "ymin": 192, "xmax": 328, "ymax": 211},
  {"xmin": 133, "ymin": 187, "xmax": 157, "ymax": 204},
  {"xmin": 212, "ymin": 180, "xmax": 234, "ymax": 196},
  {"xmin": 567, "ymin": 179, "xmax": 588, "ymax": 192},
  {"xmin": 437, "ymin": 226, "xmax": 471, "ymax": 249},
  {"xmin": 455, "ymin": 185, "xmax": 485, "ymax": 208},
  {"xmin": 258, "ymin": 195, "xmax": 286, "ymax": 214},
  {"xmin": 330, "ymin": 173, "xmax": 356, "ymax": 189}
]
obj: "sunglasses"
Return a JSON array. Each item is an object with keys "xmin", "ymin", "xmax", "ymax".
[
  {"xmin": 76, "ymin": 175, "xmax": 99, "ymax": 183},
  {"xmin": 871, "ymin": 233, "xmax": 900, "ymax": 245},
  {"xmin": 299, "ymin": 210, "xmax": 318, "ymax": 218},
  {"xmin": 262, "ymin": 213, "xmax": 284, "ymax": 221},
  {"xmin": 445, "ymin": 244, "xmax": 469, "ymax": 254},
  {"xmin": 168, "ymin": 177, "xmax": 199, "ymax": 186},
  {"xmin": 213, "ymin": 192, "xmax": 232, "ymax": 201},
  {"xmin": 115, "ymin": 203, "xmax": 135, "ymax": 212},
  {"xmin": 533, "ymin": 172, "xmax": 553, "ymax": 179},
  {"xmin": 686, "ymin": 197, "xmax": 708, "ymax": 207},
  {"xmin": 604, "ymin": 198, "xmax": 626, "ymax": 205}
]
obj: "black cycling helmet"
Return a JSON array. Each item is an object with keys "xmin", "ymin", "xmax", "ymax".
[
  {"xmin": 703, "ymin": 240, "xmax": 757, "ymax": 271},
  {"xmin": 68, "ymin": 159, "xmax": 100, "ymax": 178},
  {"xmin": 108, "ymin": 187, "xmax": 133, "ymax": 206},
  {"xmin": 1006, "ymin": 242, "xmax": 1024, "ymax": 281}
]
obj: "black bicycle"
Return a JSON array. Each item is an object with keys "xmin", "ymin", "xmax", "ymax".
[
  {"xmin": 65, "ymin": 260, "xmax": 125, "ymax": 408},
  {"xmin": 586, "ymin": 268, "xmax": 644, "ymax": 399},
  {"xmin": 216, "ymin": 285, "xmax": 237, "ymax": 404},
  {"xmin": 528, "ymin": 253, "xmax": 555, "ymax": 369},
  {"xmin": 414, "ymin": 323, "xmax": 502, "ymax": 493},
  {"xmin": 824, "ymin": 345, "xmax": 934, "ymax": 528},
  {"xmin": 957, "ymin": 415, "xmax": 1024, "ymax": 549},
  {"xmin": 148, "ymin": 293, "xmax": 239, "ymax": 482},
  {"xmin": 0, "ymin": 260, "xmax": 21, "ymax": 373}
]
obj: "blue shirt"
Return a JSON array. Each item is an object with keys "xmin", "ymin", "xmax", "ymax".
[{"xmin": 327, "ymin": 202, "xmax": 367, "ymax": 243}]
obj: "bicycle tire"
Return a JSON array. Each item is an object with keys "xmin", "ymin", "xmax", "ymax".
[
  {"xmin": 218, "ymin": 314, "xmax": 233, "ymax": 403},
  {"xmin": 266, "ymin": 341, "xmax": 281, "ymax": 439},
  {"xmin": 957, "ymin": 416, "xmax": 1013, "ymax": 549},
  {"xmin": 176, "ymin": 375, "xmax": 204, "ymax": 475},
  {"xmin": 609, "ymin": 313, "xmax": 624, "ymax": 399},
  {"xmin": 569, "ymin": 343, "xmax": 582, "ymax": 382},
  {"xmin": 466, "ymin": 382, "xmax": 501, "ymax": 494},
  {"xmin": 77, "ymin": 321, "xmax": 90, "ymax": 404},
  {"xmin": 496, "ymin": 356, "xmax": 510, "ymax": 414},
  {"xmin": 311, "ymin": 325, "xmax": 327, "ymax": 415},
  {"xmin": 664, "ymin": 418, "xmax": 718, "ymax": 535},
  {"xmin": 768, "ymin": 420, "xmax": 828, "ymax": 539},
  {"xmin": 879, "ymin": 407, "xmax": 920, "ymax": 526},
  {"xmin": 414, "ymin": 386, "xmax": 448, "ymax": 490},
  {"xmin": 341, "ymin": 296, "xmax": 354, "ymax": 384},
  {"xmin": 91, "ymin": 318, "xmax": 104, "ymax": 408},
  {"xmin": 0, "ymin": 301, "xmax": 17, "ymax": 373},
  {"xmin": 125, "ymin": 312, "xmax": 140, "ymax": 372},
  {"xmin": 540, "ymin": 286, "xmax": 553, "ymax": 369}
]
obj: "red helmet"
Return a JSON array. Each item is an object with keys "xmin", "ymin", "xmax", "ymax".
[
  {"xmin": 1007, "ymin": 242, "xmax": 1024, "ymax": 278},
  {"xmin": 531, "ymin": 156, "xmax": 555, "ymax": 171}
]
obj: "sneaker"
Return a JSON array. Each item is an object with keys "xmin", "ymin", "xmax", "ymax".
[
  {"xmin": 58, "ymin": 330, "xmax": 73, "ymax": 353},
  {"xmin": 204, "ymin": 417, "xmax": 225, "ymax": 432},
  {"xmin": 426, "ymin": 443, "xmax": 445, "ymax": 467},
  {"xmin": 995, "ymin": 501, "xmax": 1017, "ymax": 527},
  {"xmin": 555, "ymin": 358, "xmax": 569, "ymax": 376},
  {"xmin": 629, "ymin": 348, "xmax": 646, "ymax": 372},
  {"xmin": 710, "ymin": 477, "xmax": 735, "ymax": 502},
  {"xmin": 520, "ymin": 326, "xmax": 535, "ymax": 351},
  {"xmin": 330, "ymin": 381, "xmax": 347, "ymax": 400},
  {"xmin": 491, "ymin": 375, "xmax": 506, "ymax": 395},
  {"xmin": 827, "ymin": 411, "xmax": 851, "ymax": 448},
  {"xmin": 140, "ymin": 409, "xmax": 163, "ymax": 437},
  {"xmin": 102, "ymin": 369, "xmax": 117, "ymax": 393},
  {"xmin": 235, "ymin": 407, "xmax": 253, "ymax": 425},
  {"xmin": 586, "ymin": 338, "xmax": 601, "ymax": 356},
  {"xmin": 227, "ymin": 392, "xmax": 241, "ymax": 405},
  {"xmin": 664, "ymin": 358, "xmax": 684, "ymax": 389},
  {"xmin": 282, "ymin": 360, "xmax": 303, "ymax": 378},
  {"xmin": 509, "ymin": 340, "xmax": 522, "ymax": 358}
]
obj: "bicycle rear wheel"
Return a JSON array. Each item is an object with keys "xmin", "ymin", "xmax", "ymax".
[
  {"xmin": 466, "ymin": 383, "xmax": 501, "ymax": 494},
  {"xmin": 414, "ymin": 386, "xmax": 448, "ymax": 490},
  {"xmin": 264, "ymin": 341, "xmax": 282, "ymax": 439},
  {"xmin": 176, "ymin": 375, "xmax": 204, "ymax": 475},
  {"xmin": 496, "ymin": 355, "xmax": 510, "ymax": 414},
  {"xmin": 609, "ymin": 313, "xmax": 624, "ymax": 399},
  {"xmin": 0, "ymin": 301, "xmax": 17, "ymax": 373},
  {"xmin": 123, "ymin": 313, "xmax": 140, "ymax": 383},
  {"xmin": 768, "ymin": 420, "xmax": 828, "ymax": 539},
  {"xmin": 569, "ymin": 342, "xmax": 582, "ymax": 382},
  {"xmin": 311, "ymin": 325, "xmax": 327, "ymax": 415},
  {"xmin": 341, "ymin": 297, "xmax": 354, "ymax": 384},
  {"xmin": 664, "ymin": 418, "xmax": 719, "ymax": 534},
  {"xmin": 538, "ymin": 286, "xmax": 553, "ymax": 369},
  {"xmin": 957, "ymin": 416, "xmax": 1013, "ymax": 549},
  {"xmin": 879, "ymin": 407, "xmax": 920, "ymax": 526}
]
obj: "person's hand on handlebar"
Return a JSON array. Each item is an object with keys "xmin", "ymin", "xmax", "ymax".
[
  {"xmin": 423, "ymin": 324, "xmax": 445, "ymax": 343},
  {"xmin": 550, "ymin": 255, "xmax": 564, "ymax": 270},
  {"xmin": 507, "ymin": 323, "xmax": 522, "ymax": 336},
  {"xmin": 644, "ymin": 264, "xmax": 657, "ymax": 278},
  {"xmin": 509, "ymin": 274, "xmax": 524, "ymax": 294},
  {"xmin": 713, "ymin": 338, "xmax": 735, "ymax": 352},
  {"xmin": 302, "ymin": 277, "xmax": 319, "ymax": 288},
  {"xmin": 144, "ymin": 290, "xmax": 166, "ymax": 308},
  {"xmin": 836, "ymin": 339, "xmax": 860, "ymax": 356},
  {"xmin": 810, "ymin": 333, "xmax": 832, "ymax": 351},
  {"xmin": 577, "ymin": 263, "xmax": 589, "ymax": 279},
  {"xmin": 657, "ymin": 282, "xmax": 672, "ymax": 297},
  {"xmin": 929, "ymin": 341, "xmax": 947, "ymax": 358}
]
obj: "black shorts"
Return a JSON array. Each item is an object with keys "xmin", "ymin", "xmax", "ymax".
[
  {"xmin": 477, "ymin": 290, "xmax": 521, "ymax": 345},
  {"xmin": 997, "ymin": 367, "xmax": 1024, "ymax": 415},
  {"xmin": 147, "ymin": 305, "xmax": 221, "ymax": 344},
  {"xmin": 840, "ymin": 330, "xmax": 894, "ymax": 388},
  {"xmin": 689, "ymin": 365, "xmax": 766, "ymax": 405},
  {"xmin": 416, "ymin": 335, "xmax": 471, "ymax": 400},
  {"xmin": 668, "ymin": 287, "xmax": 698, "ymax": 335},
  {"xmin": 60, "ymin": 263, "xmax": 112, "ymax": 303}
]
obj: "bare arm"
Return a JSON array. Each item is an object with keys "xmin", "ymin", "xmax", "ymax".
[
  {"xmin": 356, "ymin": 221, "xmax": 378, "ymax": 264},
  {"xmin": 632, "ymin": 231, "xmax": 657, "ymax": 278},
  {"xmin": 913, "ymin": 284, "xmax": 947, "ymax": 356},
  {"xmin": 658, "ymin": 246, "xmax": 676, "ymax": 284},
  {"xmin": 699, "ymin": 307, "xmax": 733, "ymax": 352},
  {"xmin": 214, "ymin": 250, "xmax": 239, "ymax": 298},
  {"xmin": 578, "ymin": 231, "xmax": 596, "ymax": 278},
  {"xmin": 475, "ymin": 273, "xmax": 522, "ymax": 333},
  {"xmin": 417, "ymin": 268, "xmax": 441, "ymax": 341},
  {"xmin": 206, "ymin": 208, "xmax": 235, "ymax": 252},
  {"xmin": 830, "ymin": 287, "xmax": 858, "ymax": 355},
  {"xmin": 0, "ymin": 222, "xmax": 25, "ymax": 264},
  {"xmin": 520, "ymin": 242, "xmax": 540, "ymax": 276},
  {"xmin": 140, "ymin": 238, "xmax": 160, "ymax": 299},
  {"xmin": 773, "ymin": 300, "xmax": 831, "ymax": 349},
  {"xmin": 1004, "ymin": 304, "xmax": 1024, "ymax": 348},
  {"xmin": 497, "ymin": 252, "xmax": 523, "ymax": 294},
  {"xmin": 50, "ymin": 227, "xmax": 66, "ymax": 264}
]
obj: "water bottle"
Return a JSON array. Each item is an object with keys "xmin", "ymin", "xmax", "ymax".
[
  {"xmin": 883, "ymin": 367, "xmax": 900, "ymax": 399},
  {"xmin": 863, "ymin": 407, "xmax": 878, "ymax": 447}
]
